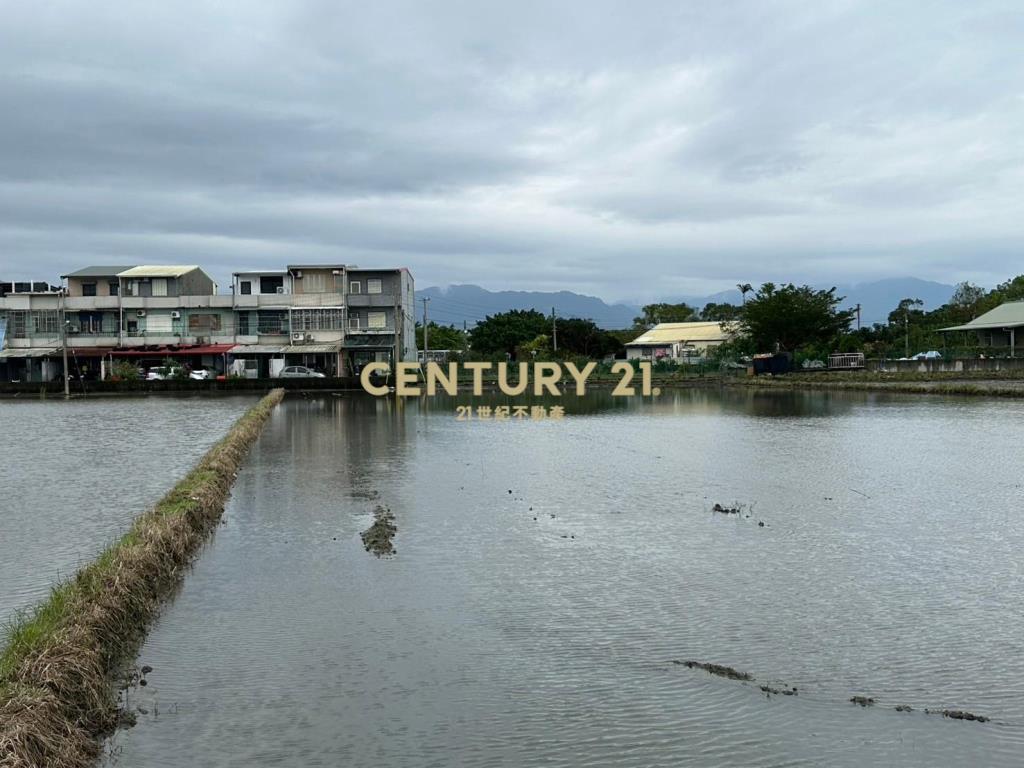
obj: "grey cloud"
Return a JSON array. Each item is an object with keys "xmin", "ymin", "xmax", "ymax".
[{"xmin": 0, "ymin": 0, "xmax": 1022, "ymax": 302}]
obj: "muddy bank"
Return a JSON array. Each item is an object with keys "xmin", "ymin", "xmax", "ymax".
[
  {"xmin": 0, "ymin": 388, "xmax": 285, "ymax": 768},
  {"xmin": 361, "ymin": 505, "xmax": 397, "ymax": 557},
  {"xmin": 724, "ymin": 376, "xmax": 1024, "ymax": 399}
]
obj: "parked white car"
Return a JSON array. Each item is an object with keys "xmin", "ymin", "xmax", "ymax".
[
  {"xmin": 277, "ymin": 365, "xmax": 326, "ymax": 379},
  {"xmin": 912, "ymin": 350, "xmax": 942, "ymax": 360},
  {"xmin": 189, "ymin": 369, "xmax": 213, "ymax": 380},
  {"xmin": 146, "ymin": 366, "xmax": 182, "ymax": 380}
]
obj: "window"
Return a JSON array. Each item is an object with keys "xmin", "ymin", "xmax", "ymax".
[
  {"xmin": 7, "ymin": 311, "xmax": 27, "ymax": 337},
  {"xmin": 349, "ymin": 316, "xmax": 361, "ymax": 329},
  {"xmin": 349, "ymin": 281, "xmax": 361, "ymax": 295},
  {"xmin": 188, "ymin": 314, "xmax": 223, "ymax": 332},
  {"xmin": 292, "ymin": 309, "xmax": 344, "ymax": 331},
  {"xmin": 31, "ymin": 310, "xmax": 60, "ymax": 335},
  {"xmin": 77, "ymin": 312, "xmax": 103, "ymax": 334},
  {"xmin": 81, "ymin": 282, "xmax": 97, "ymax": 297},
  {"xmin": 260, "ymin": 276, "xmax": 284, "ymax": 294},
  {"xmin": 152, "ymin": 278, "xmax": 168, "ymax": 297},
  {"xmin": 367, "ymin": 311, "xmax": 387, "ymax": 329},
  {"xmin": 257, "ymin": 310, "xmax": 289, "ymax": 334},
  {"xmin": 237, "ymin": 311, "xmax": 251, "ymax": 335},
  {"xmin": 302, "ymin": 273, "xmax": 326, "ymax": 292},
  {"xmin": 108, "ymin": 281, "xmax": 119, "ymax": 296},
  {"xmin": 367, "ymin": 279, "xmax": 382, "ymax": 294},
  {"xmin": 240, "ymin": 280, "xmax": 252, "ymax": 295}
]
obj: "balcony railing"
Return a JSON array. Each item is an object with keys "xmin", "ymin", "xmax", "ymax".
[{"xmin": 347, "ymin": 325, "xmax": 395, "ymax": 334}]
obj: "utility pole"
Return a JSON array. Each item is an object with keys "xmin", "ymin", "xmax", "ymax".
[
  {"xmin": 421, "ymin": 297, "xmax": 430, "ymax": 356},
  {"xmin": 855, "ymin": 303, "xmax": 861, "ymax": 330},
  {"xmin": 59, "ymin": 285, "xmax": 70, "ymax": 399},
  {"xmin": 551, "ymin": 307, "xmax": 557, "ymax": 352},
  {"xmin": 905, "ymin": 306, "xmax": 910, "ymax": 359}
]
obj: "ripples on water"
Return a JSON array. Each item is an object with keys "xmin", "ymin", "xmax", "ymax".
[
  {"xmin": 0, "ymin": 395, "xmax": 257, "ymax": 617},
  {"xmin": 25, "ymin": 389, "xmax": 1024, "ymax": 767}
]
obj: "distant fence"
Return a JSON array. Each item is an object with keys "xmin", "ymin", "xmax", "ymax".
[
  {"xmin": 0, "ymin": 377, "xmax": 366, "ymax": 396},
  {"xmin": 868, "ymin": 357, "xmax": 1024, "ymax": 374}
]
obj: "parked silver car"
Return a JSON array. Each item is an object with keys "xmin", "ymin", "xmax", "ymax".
[{"xmin": 277, "ymin": 365, "xmax": 326, "ymax": 378}]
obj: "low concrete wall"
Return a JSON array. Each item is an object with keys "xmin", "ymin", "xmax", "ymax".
[{"xmin": 868, "ymin": 357, "xmax": 1024, "ymax": 374}]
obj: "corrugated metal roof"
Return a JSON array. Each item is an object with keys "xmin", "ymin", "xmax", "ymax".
[
  {"xmin": 118, "ymin": 265, "xmax": 200, "ymax": 278},
  {"xmin": 61, "ymin": 266, "xmax": 137, "ymax": 278},
  {"xmin": 626, "ymin": 321, "xmax": 737, "ymax": 346},
  {"xmin": 0, "ymin": 347, "xmax": 58, "ymax": 359},
  {"xmin": 283, "ymin": 343, "xmax": 341, "ymax": 354},
  {"xmin": 230, "ymin": 344, "xmax": 286, "ymax": 354},
  {"xmin": 941, "ymin": 301, "xmax": 1024, "ymax": 331}
]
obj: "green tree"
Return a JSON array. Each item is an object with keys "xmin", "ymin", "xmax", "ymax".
[
  {"xmin": 741, "ymin": 283, "xmax": 855, "ymax": 352},
  {"xmin": 700, "ymin": 301, "xmax": 742, "ymax": 321},
  {"xmin": 416, "ymin": 322, "xmax": 467, "ymax": 352},
  {"xmin": 737, "ymin": 283, "xmax": 753, "ymax": 304},
  {"xmin": 554, "ymin": 317, "xmax": 624, "ymax": 357},
  {"xmin": 950, "ymin": 281, "xmax": 986, "ymax": 308},
  {"xmin": 468, "ymin": 309, "xmax": 550, "ymax": 356},
  {"xmin": 633, "ymin": 302, "xmax": 696, "ymax": 328}
]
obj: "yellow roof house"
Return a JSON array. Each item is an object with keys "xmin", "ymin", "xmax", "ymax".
[{"xmin": 625, "ymin": 321, "xmax": 737, "ymax": 360}]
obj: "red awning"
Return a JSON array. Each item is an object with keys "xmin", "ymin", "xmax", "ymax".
[
  {"xmin": 110, "ymin": 344, "xmax": 235, "ymax": 357},
  {"xmin": 68, "ymin": 347, "xmax": 118, "ymax": 358}
]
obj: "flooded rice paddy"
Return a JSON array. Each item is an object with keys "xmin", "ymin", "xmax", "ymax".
[
  {"xmin": 0, "ymin": 395, "xmax": 257, "ymax": 616},
  {"xmin": 5, "ymin": 388, "xmax": 1024, "ymax": 766}
]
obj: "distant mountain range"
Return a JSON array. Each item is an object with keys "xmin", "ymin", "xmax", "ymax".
[
  {"xmin": 420, "ymin": 278, "xmax": 956, "ymax": 330},
  {"xmin": 686, "ymin": 278, "xmax": 957, "ymax": 327},
  {"xmin": 419, "ymin": 285, "xmax": 640, "ymax": 329}
]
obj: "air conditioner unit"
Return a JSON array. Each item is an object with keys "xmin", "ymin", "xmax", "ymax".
[
  {"xmin": 276, "ymin": 286, "xmax": 285, "ymax": 294},
  {"xmin": 67, "ymin": 325, "xmax": 80, "ymax": 334},
  {"xmin": 136, "ymin": 309, "xmax": 147, "ymax": 317},
  {"xmin": 331, "ymin": 269, "xmax": 341, "ymax": 275},
  {"xmin": 291, "ymin": 332, "xmax": 305, "ymax": 343},
  {"xmin": 170, "ymin": 310, "xmax": 181, "ymax": 319},
  {"xmin": 305, "ymin": 333, "xmax": 313, "ymax": 342}
]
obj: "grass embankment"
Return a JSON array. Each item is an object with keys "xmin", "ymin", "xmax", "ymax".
[{"xmin": 0, "ymin": 388, "xmax": 285, "ymax": 768}]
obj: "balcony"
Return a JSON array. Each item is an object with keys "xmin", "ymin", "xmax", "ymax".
[
  {"xmin": 346, "ymin": 325, "xmax": 395, "ymax": 335},
  {"xmin": 347, "ymin": 293, "xmax": 397, "ymax": 308},
  {"xmin": 120, "ymin": 295, "xmax": 233, "ymax": 310},
  {"xmin": 65, "ymin": 296, "xmax": 120, "ymax": 310}
]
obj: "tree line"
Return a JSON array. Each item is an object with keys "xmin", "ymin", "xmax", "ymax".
[{"xmin": 415, "ymin": 275, "xmax": 1024, "ymax": 361}]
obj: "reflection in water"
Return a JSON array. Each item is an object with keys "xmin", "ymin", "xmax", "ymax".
[{"xmin": 100, "ymin": 388, "xmax": 1024, "ymax": 767}]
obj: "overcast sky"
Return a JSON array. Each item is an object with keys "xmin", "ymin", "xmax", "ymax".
[{"xmin": 1, "ymin": 1, "xmax": 1022, "ymax": 301}]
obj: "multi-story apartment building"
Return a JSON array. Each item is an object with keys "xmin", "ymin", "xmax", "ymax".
[
  {"xmin": 0, "ymin": 263, "xmax": 415, "ymax": 381},
  {"xmin": 0, "ymin": 278, "xmax": 66, "ymax": 382}
]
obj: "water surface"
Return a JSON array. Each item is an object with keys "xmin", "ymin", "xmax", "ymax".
[
  {"xmin": 0, "ymin": 395, "xmax": 257, "ymax": 618},
  {"xmin": 95, "ymin": 389, "xmax": 1024, "ymax": 766}
]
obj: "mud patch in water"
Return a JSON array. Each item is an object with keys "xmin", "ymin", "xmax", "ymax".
[
  {"xmin": 926, "ymin": 708, "xmax": 990, "ymax": 723},
  {"xmin": 361, "ymin": 505, "xmax": 397, "ymax": 557},
  {"xmin": 674, "ymin": 660, "xmax": 753, "ymax": 681}
]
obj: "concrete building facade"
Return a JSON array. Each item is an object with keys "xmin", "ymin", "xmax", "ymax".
[{"xmin": 0, "ymin": 263, "xmax": 416, "ymax": 381}]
